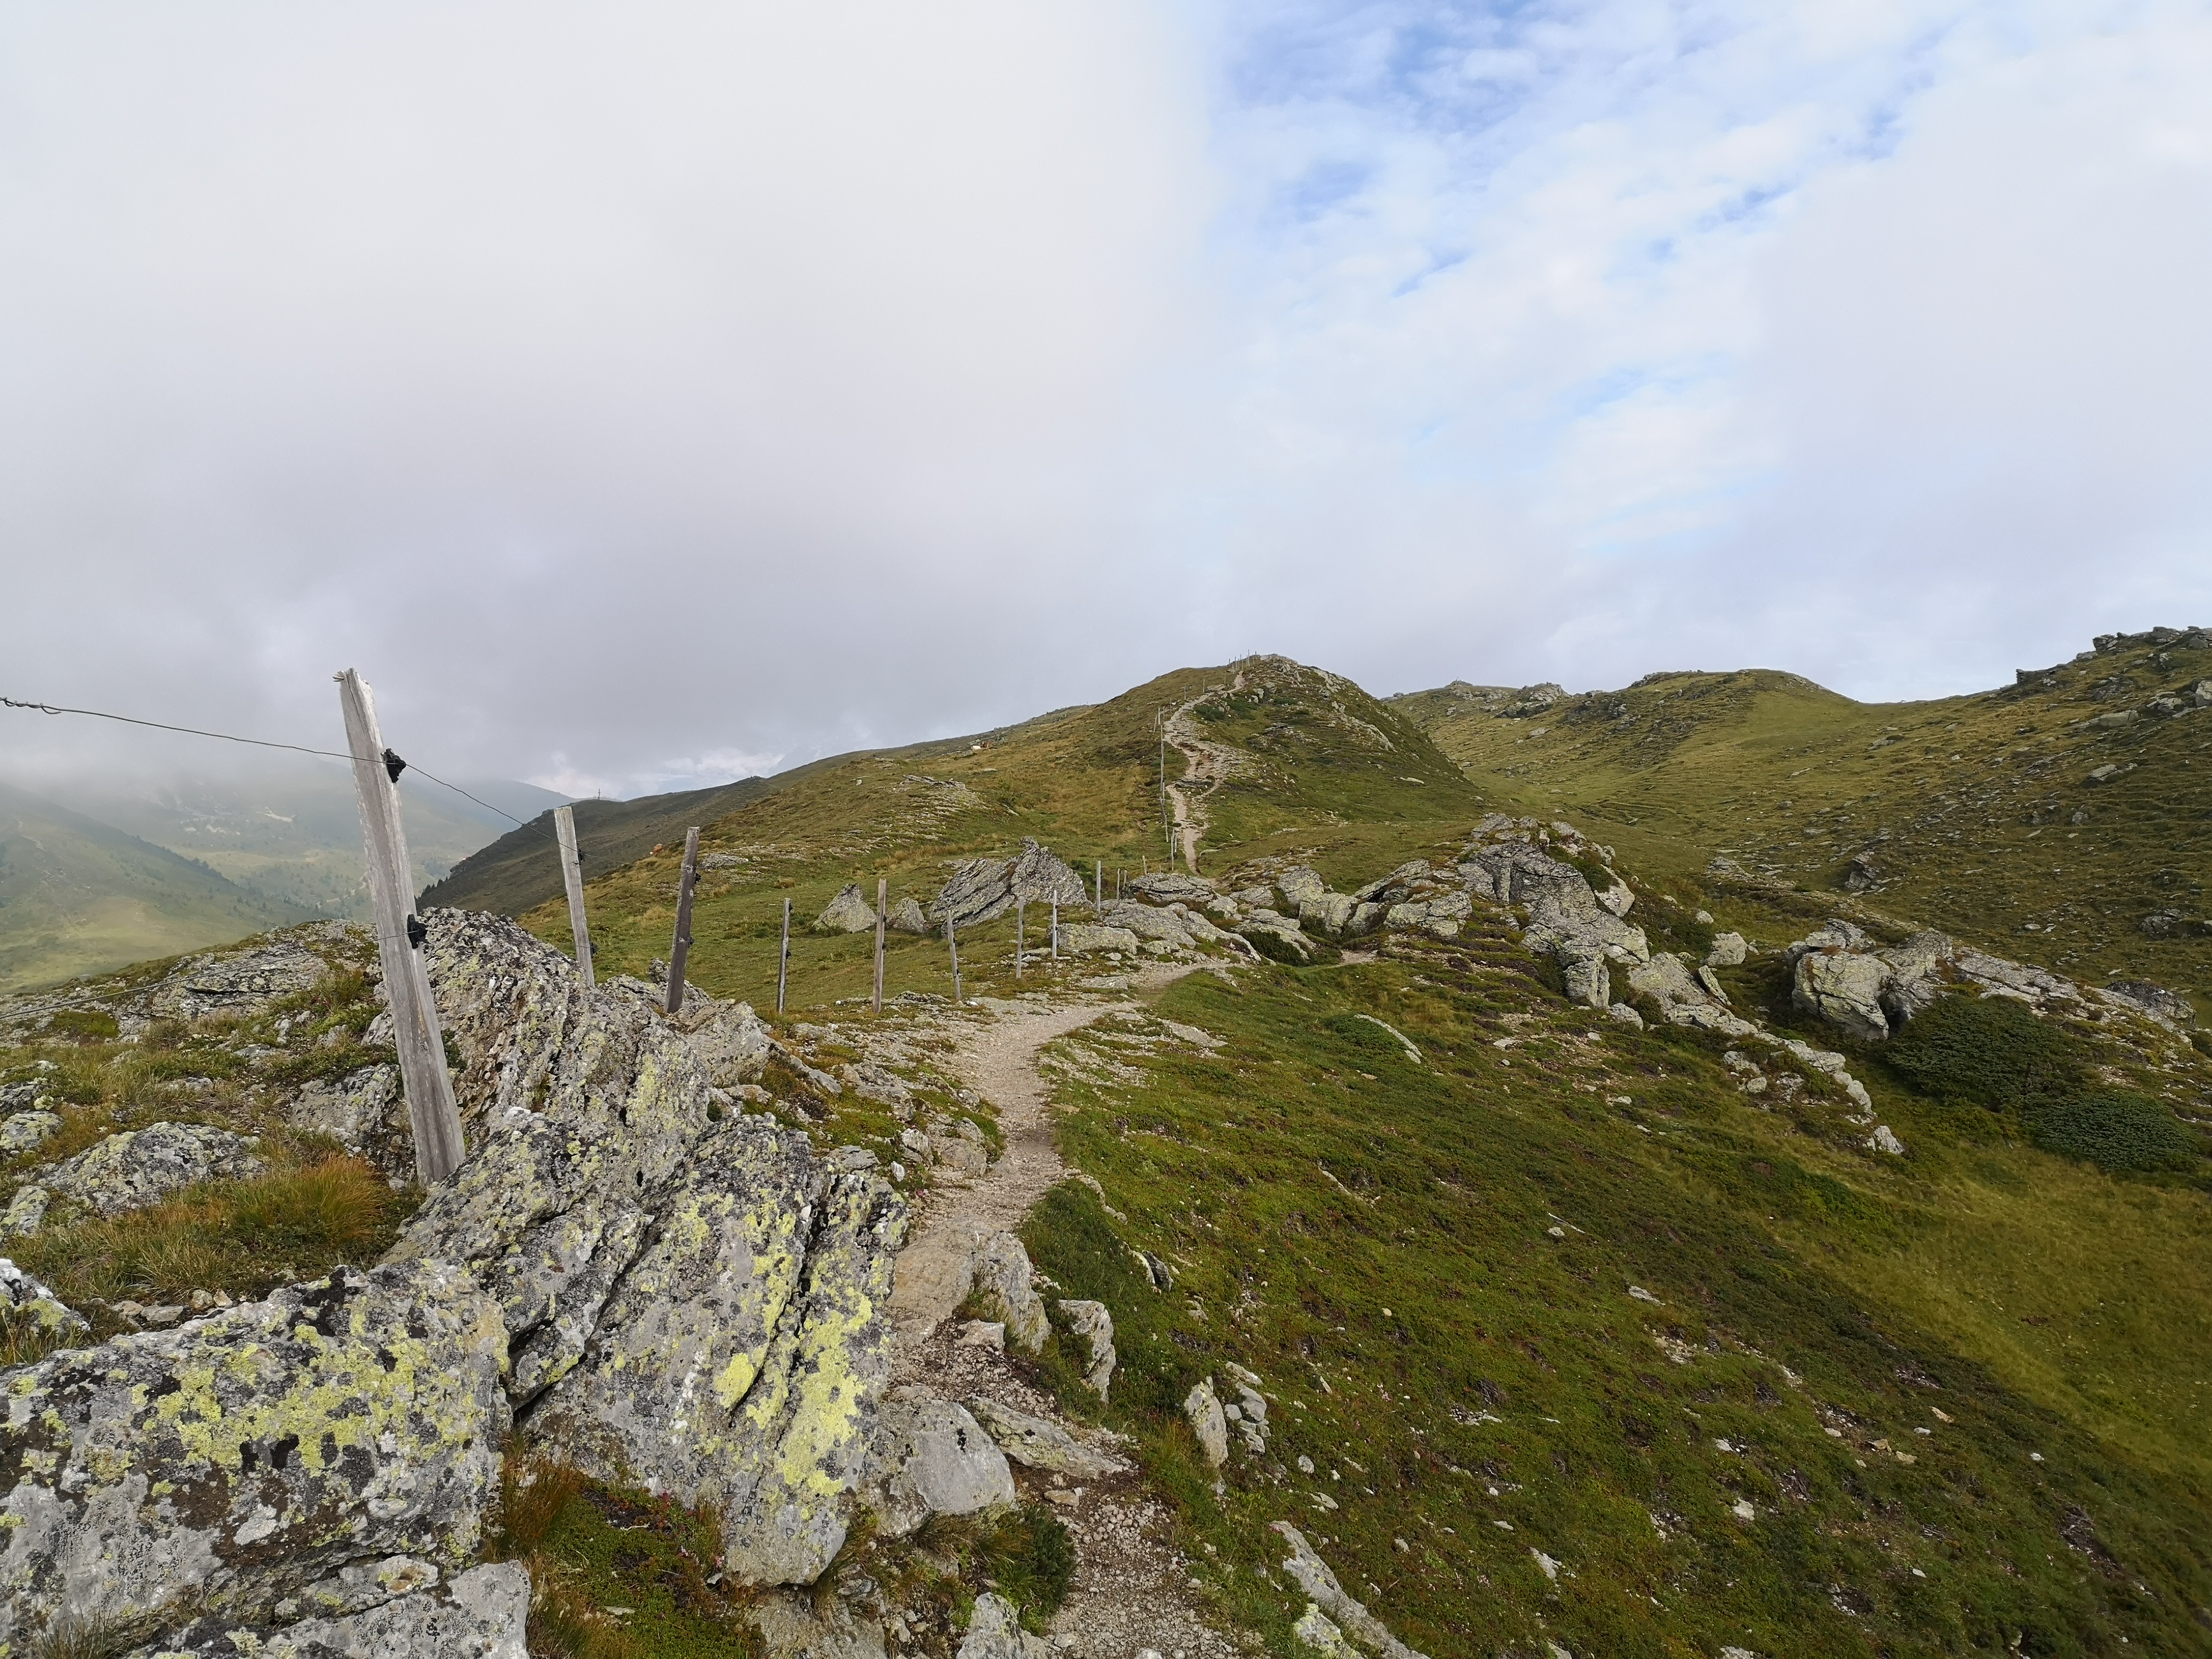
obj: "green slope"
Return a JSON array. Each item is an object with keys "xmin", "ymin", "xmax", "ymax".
[
  {"xmin": 1395, "ymin": 631, "xmax": 2212, "ymax": 1017},
  {"xmin": 0, "ymin": 780, "xmax": 309, "ymax": 991}
]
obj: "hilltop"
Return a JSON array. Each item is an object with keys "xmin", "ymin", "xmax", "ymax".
[{"xmin": 3, "ymin": 646, "xmax": 2209, "ymax": 1659}]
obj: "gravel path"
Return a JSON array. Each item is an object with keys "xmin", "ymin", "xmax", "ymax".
[{"xmin": 886, "ymin": 966, "xmax": 1244, "ymax": 1659}]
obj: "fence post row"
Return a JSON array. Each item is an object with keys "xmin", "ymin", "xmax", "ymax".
[
  {"xmin": 664, "ymin": 826, "xmax": 701, "ymax": 1015},
  {"xmin": 777, "ymin": 898, "xmax": 792, "ymax": 1015},
  {"xmin": 335, "ymin": 669, "xmax": 464, "ymax": 1189},
  {"xmin": 553, "ymin": 804, "xmax": 594, "ymax": 989},
  {"xmin": 872, "ymin": 877, "xmax": 887, "ymax": 1014}
]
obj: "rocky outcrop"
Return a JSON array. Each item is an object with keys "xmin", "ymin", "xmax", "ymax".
[
  {"xmin": 0, "ymin": 1262, "xmax": 508, "ymax": 1653},
  {"xmin": 7, "ymin": 1123, "xmax": 266, "ymax": 1239},
  {"xmin": 817, "ymin": 884, "xmax": 880, "ymax": 933},
  {"xmin": 288, "ymin": 1065, "xmax": 405, "ymax": 1177},
  {"xmin": 966, "ymin": 1399, "xmax": 1126, "ymax": 1479},
  {"xmin": 1057, "ymin": 1298, "xmax": 1117, "ymax": 1399},
  {"xmin": 129, "ymin": 1560, "xmax": 528, "ymax": 1658},
  {"xmin": 396, "ymin": 910, "xmax": 908, "ymax": 1588},
  {"xmin": 1792, "ymin": 949, "xmax": 1894, "ymax": 1041},
  {"xmin": 1626, "ymin": 954, "xmax": 1758, "ymax": 1039},
  {"xmin": 969, "ymin": 1233, "xmax": 1048, "ymax": 1352},
  {"xmin": 143, "ymin": 932, "xmax": 348, "ymax": 1024},
  {"xmin": 1058, "ymin": 925, "xmax": 1141, "ymax": 957},
  {"xmin": 1097, "ymin": 902, "xmax": 1196, "ymax": 952},
  {"xmin": 1182, "ymin": 1377, "xmax": 1229, "ymax": 1467},
  {"xmin": 1127, "ymin": 872, "xmax": 1216, "ymax": 906},
  {"xmin": 673, "ymin": 997, "xmax": 775, "ymax": 1088},
  {"xmin": 0, "ymin": 1108, "xmax": 61, "ymax": 1157},
  {"xmin": 1465, "ymin": 841, "xmax": 1649, "ymax": 967},
  {"xmin": 928, "ymin": 840, "xmax": 1086, "ymax": 929},
  {"xmin": 955, "ymin": 1592, "xmax": 1056, "ymax": 1659},
  {"xmin": 870, "ymin": 1390, "xmax": 1016, "ymax": 1537}
]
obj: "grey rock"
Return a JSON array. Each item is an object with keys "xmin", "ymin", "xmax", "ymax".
[
  {"xmin": 24, "ymin": 1122, "xmax": 266, "ymax": 1228},
  {"xmin": 1558, "ymin": 944, "xmax": 1611, "ymax": 1010},
  {"xmin": 1354, "ymin": 861, "xmax": 1432, "ymax": 905},
  {"xmin": 1293, "ymin": 1603, "xmax": 1360, "ymax": 1657},
  {"xmin": 1126, "ymin": 872, "xmax": 1217, "ymax": 905},
  {"xmin": 288, "ymin": 1065, "xmax": 404, "ymax": 1173},
  {"xmin": 0, "ymin": 1262, "xmax": 508, "ymax": 1652},
  {"xmin": 1873, "ymin": 930, "xmax": 1957, "ymax": 1022},
  {"xmin": 1466, "ymin": 841, "xmax": 1650, "ymax": 967},
  {"xmin": 2099, "ymin": 978, "xmax": 2196, "ymax": 1029},
  {"xmin": 1275, "ymin": 866, "xmax": 1328, "ymax": 912},
  {"xmin": 2085, "ymin": 762, "xmax": 2135, "ymax": 785},
  {"xmin": 1866, "ymin": 1126, "xmax": 1906, "ymax": 1156},
  {"xmin": 817, "ymin": 884, "xmax": 880, "ymax": 933},
  {"xmin": 1183, "ymin": 1377, "xmax": 1229, "ymax": 1467},
  {"xmin": 1238, "ymin": 915, "xmax": 1320, "ymax": 964},
  {"xmin": 1606, "ymin": 1001, "xmax": 1645, "ymax": 1029},
  {"xmin": 1269, "ymin": 1522, "xmax": 1432, "ymax": 1659},
  {"xmin": 1792, "ymin": 950, "xmax": 1893, "ymax": 1041},
  {"xmin": 928, "ymin": 840, "xmax": 1087, "ymax": 929},
  {"xmin": 842, "ymin": 1063, "xmax": 914, "ymax": 1110},
  {"xmin": 750, "ymin": 1590, "xmax": 889, "ymax": 1659},
  {"xmin": 1058, "ymin": 925, "xmax": 1141, "ymax": 957},
  {"xmin": 1705, "ymin": 933, "xmax": 1748, "ymax": 968},
  {"xmin": 0, "ymin": 1186, "xmax": 48, "ymax": 1240},
  {"xmin": 0, "ymin": 1108, "xmax": 62, "ymax": 1157},
  {"xmin": 971, "ymin": 1233, "xmax": 1049, "ymax": 1352},
  {"xmin": 0, "ymin": 1255, "xmax": 88, "ymax": 1341},
  {"xmin": 967, "ymin": 1398, "xmax": 1127, "ymax": 1479},
  {"xmin": 1097, "ymin": 903, "xmax": 1196, "ymax": 950},
  {"xmin": 1297, "ymin": 891, "xmax": 1355, "ymax": 939},
  {"xmin": 1625, "ymin": 954, "xmax": 1758, "ymax": 1039},
  {"xmin": 889, "ymin": 897, "xmax": 932, "ymax": 935},
  {"xmin": 955, "ymin": 1592, "xmax": 1056, "ymax": 1659},
  {"xmin": 676, "ymin": 997, "xmax": 775, "ymax": 1088},
  {"xmin": 1054, "ymin": 1298, "xmax": 1117, "ymax": 1399},
  {"xmin": 144, "ymin": 936, "xmax": 337, "ymax": 1023},
  {"xmin": 130, "ymin": 1560, "xmax": 529, "ymax": 1657},
  {"xmin": 872, "ymin": 1389, "xmax": 1016, "ymax": 1537}
]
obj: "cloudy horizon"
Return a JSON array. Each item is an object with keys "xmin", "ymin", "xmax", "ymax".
[{"xmin": 4, "ymin": 1, "xmax": 2208, "ymax": 801}]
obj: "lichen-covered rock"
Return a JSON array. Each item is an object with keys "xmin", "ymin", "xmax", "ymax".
[
  {"xmin": 928, "ymin": 839, "xmax": 1088, "ymax": 929},
  {"xmin": 288, "ymin": 1065, "xmax": 405, "ymax": 1177},
  {"xmin": 888, "ymin": 896, "xmax": 932, "ymax": 935},
  {"xmin": 676, "ymin": 997, "xmax": 775, "ymax": 1088},
  {"xmin": 816, "ymin": 884, "xmax": 879, "ymax": 934},
  {"xmin": 870, "ymin": 1389, "xmax": 1016, "ymax": 1537},
  {"xmin": 1183, "ymin": 1377, "xmax": 1229, "ymax": 1467},
  {"xmin": 966, "ymin": 1398, "xmax": 1125, "ymax": 1479},
  {"xmin": 0, "ymin": 1185, "xmax": 48, "ymax": 1241},
  {"xmin": 0, "ymin": 1257, "xmax": 87, "ymax": 1342},
  {"xmin": 129, "ymin": 1559, "xmax": 528, "ymax": 1657},
  {"xmin": 1705, "ymin": 932, "xmax": 1748, "ymax": 968},
  {"xmin": 1126, "ymin": 872, "xmax": 1216, "ymax": 906},
  {"xmin": 1557, "ymin": 943, "xmax": 1611, "ymax": 1010},
  {"xmin": 144, "ymin": 934, "xmax": 341, "ymax": 1023},
  {"xmin": 1097, "ymin": 903, "xmax": 1196, "ymax": 950},
  {"xmin": 0, "ymin": 1262, "xmax": 508, "ymax": 1652},
  {"xmin": 1298, "ymin": 890, "xmax": 1358, "ymax": 940},
  {"xmin": 1626, "ymin": 954, "xmax": 1758, "ymax": 1039},
  {"xmin": 1056, "ymin": 1298, "xmax": 1117, "ymax": 1399},
  {"xmin": 21, "ymin": 1122, "xmax": 266, "ymax": 1228},
  {"xmin": 969, "ymin": 1233, "xmax": 1047, "ymax": 1352},
  {"xmin": 1, "ymin": 1108, "xmax": 61, "ymax": 1157},
  {"xmin": 1792, "ymin": 950, "xmax": 1893, "ymax": 1041},
  {"xmin": 1058, "ymin": 925, "xmax": 1141, "ymax": 957}
]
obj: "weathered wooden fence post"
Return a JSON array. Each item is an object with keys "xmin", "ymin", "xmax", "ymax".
[
  {"xmin": 664, "ymin": 826, "xmax": 700, "ymax": 1014},
  {"xmin": 776, "ymin": 897, "xmax": 791, "ymax": 1015},
  {"xmin": 553, "ymin": 804, "xmax": 594, "ymax": 988},
  {"xmin": 946, "ymin": 915, "xmax": 962, "ymax": 1003},
  {"xmin": 872, "ymin": 878, "xmax": 887, "ymax": 1013},
  {"xmin": 336, "ymin": 668, "xmax": 464, "ymax": 1187},
  {"xmin": 1050, "ymin": 898, "xmax": 1059, "ymax": 959},
  {"xmin": 1095, "ymin": 859, "xmax": 1103, "ymax": 908},
  {"xmin": 1016, "ymin": 898, "xmax": 1025, "ymax": 979}
]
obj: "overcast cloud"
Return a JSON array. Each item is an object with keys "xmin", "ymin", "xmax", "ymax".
[{"xmin": 3, "ymin": 1, "xmax": 2208, "ymax": 797}]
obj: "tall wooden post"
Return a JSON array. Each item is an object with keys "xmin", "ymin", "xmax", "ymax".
[
  {"xmin": 776, "ymin": 898, "xmax": 791, "ymax": 1015},
  {"xmin": 946, "ymin": 915, "xmax": 961, "ymax": 1003},
  {"xmin": 1050, "ymin": 898, "xmax": 1059, "ymax": 959},
  {"xmin": 664, "ymin": 826, "xmax": 700, "ymax": 1014},
  {"xmin": 336, "ymin": 669, "xmax": 463, "ymax": 1188},
  {"xmin": 1016, "ymin": 899, "xmax": 1025, "ymax": 980},
  {"xmin": 1095, "ymin": 859, "xmax": 1103, "ymax": 909},
  {"xmin": 553, "ymin": 805, "xmax": 594, "ymax": 988},
  {"xmin": 872, "ymin": 878, "xmax": 887, "ymax": 1013}
]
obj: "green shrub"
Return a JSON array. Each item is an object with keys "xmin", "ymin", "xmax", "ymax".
[
  {"xmin": 1884, "ymin": 994, "xmax": 2084, "ymax": 1110},
  {"xmin": 2029, "ymin": 1092, "xmax": 2199, "ymax": 1172}
]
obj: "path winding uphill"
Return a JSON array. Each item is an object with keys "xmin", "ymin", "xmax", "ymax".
[
  {"xmin": 890, "ymin": 964, "xmax": 1241, "ymax": 1659},
  {"xmin": 1162, "ymin": 667, "xmax": 1250, "ymax": 876}
]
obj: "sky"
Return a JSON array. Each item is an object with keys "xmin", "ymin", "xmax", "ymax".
[{"xmin": 3, "ymin": 0, "xmax": 2209, "ymax": 799}]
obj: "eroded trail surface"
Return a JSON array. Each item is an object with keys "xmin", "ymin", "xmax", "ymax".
[
  {"xmin": 1163, "ymin": 672, "xmax": 1249, "ymax": 877},
  {"xmin": 888, "ymin": 968, "xmax": 1240, "ymax": 1659}
]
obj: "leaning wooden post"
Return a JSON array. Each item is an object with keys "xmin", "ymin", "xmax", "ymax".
[
  {"xmin": 336, "ymin": 669, "xmax": 464, "ymax": 1187},
  {"xmin": 776, "ymin": 898, "xmax": 791, "ymax": 1015},
  {"xmin": 553, "ymin": 804, "xmax": 594, "ymax": 988},
  {"xmin": 1016, "ymin": 898, "xmax": 1025, "ymax": 979},
  {"xmin": 664, "ymin": 826, "xmax": 700, "ymax": 1014},
  {"xmin": 946, "ymin": 915, "xmax": 962, "ymax": 1002},
  {"xmin": 872, "ymin": 878, "xmax": 887, "ymax": 1013}
]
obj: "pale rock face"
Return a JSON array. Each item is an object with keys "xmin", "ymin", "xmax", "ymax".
[
  {"xmin": 0, "ymin": 1262, "xmax": 509, "ymax": 1652},
  {"xmin": 1183, "ymin": 1377, "xmax": 1230, "ymax": 1467},
  {"xmin": 1867, "ymin": 1126, "xmax": 1907, "ymax": 1156},
  {"xmin": 1056, "ymin": 1298, "xmax": 1117, "ymax": 1399},
  {"xmin": 1127, "ymin": 872, "xmax": 1217, "ymax": 905},
  {"xmin": 1275, "ymin": 866, "xmax": 1329, "ymax": 912},
  {"xmin": 1705, "ymin": 932, "xmax": 1748, "ymax": 968},
  {"xmin": 970, "ymin": 1233, "xmax": 1049, "ymax": 1352},
  {"xmin": 1058, "ymin": 925, "xmax": 1142, "ymax": 957},
  {"xmin": 1607, "ymin": 1002, "xmax": 1646, "ymax": 1029},
  {"xmin": 871, "ymin": 1390, "xmax": 1016, "ymax": 1537},
  {"xmin": 1558, "ymin": 944, "xmax": 1611, "ymax": 1010},
  {"xmin": 1293, "ymin": 1603, "xmax": 1360, "ymax": 1657},
  {"xmin": 888, "ymin": 896, "xmax": 932, "ymax": 935},
  {"xmin": 817, "ymin": 884, "xmax": 880, "ymax": 933},
  {"xmin": 929, "ymin": 840, "xmax": 1087, "ymax": 929},
  {"xmin": 1626, "ymin": 954, "xmax": 1758, "ymax": 1039},
  {"xmin": 11, "ymin": 1122, "xmax": 266, "ymax": 1235},
  {"xmin": 144, "ymin": 935, "xmax": 337, "ymax": 1023},
  {"xmin": 966, "ymin": 1398, "xmax": 1127, "ymax": 1479},
  {"xmin": 0, "ymin": 1109, "xmax": 61, "ymax": 1157},
  {"xmin": 955, "ymin": 1592, "xmax": 1057, "ymax": 1659},
  {"xmin": 1098, "ymin": 903, "xmax": 1196, "ymax": 950},
  {"xmin": 1792, "ymin": 951, "xmax": 1893, "ymax": 1042},
  {"xmin": 131, "ymin": 1559, "xmax": 530, "ymax": 1658},
  {"xmin": 288, "ymin": 1064, "xmax": 405, "ymax": 1176},
  {"xmin": 673, "ymin": 997, "xmax": 775, "ymax": 1088}
]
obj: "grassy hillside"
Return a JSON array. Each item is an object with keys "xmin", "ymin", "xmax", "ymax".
[
  {"xmin": 1395, "ymin": 630, "xmax": 2212, "ymax": 1018},
  {"xmin": 0, "ymin": 780, "xmax": 309, "ymax": 991},
  {"xmin": 506, "ymin": 658, "xmax": 1497, "ymax": 1006}
]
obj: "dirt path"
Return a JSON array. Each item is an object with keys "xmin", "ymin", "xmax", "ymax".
[
  {"xmin": 885, "ymin": 967, "xmax": 1243, "ymax": 1659},
  {"xmin": 1162, "ymin": 670, "xmax": 1248, "ymax": 876}
]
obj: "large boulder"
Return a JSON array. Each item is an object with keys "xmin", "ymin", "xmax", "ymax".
[
  {"xmin": 0, "ymin": 1262, "xmax": 508, "ymax": 1653},
  {"xmin": 399, "ymin": 911, "xmax": 909, "ymax": 1588},
  {"xmin": 1792, "ymin": 949, "xmax": 1893, "ymax": 1041},
  {"xmin": 288, "ymin": 1065, "xmax": 406, "ymax": 1177},
  {"xmin": 870, "ymin": 1390, "xmax": 1016, "ymax": 1537},
  {"xmin": 1058, "ymin": 925, "xmax": 1141, "ymax": 957},
  {"xmin": 956, "ymin": 1591, "xmax": 1057, "ymax": 1659},
  {"xmin": 816, "ymin": 884, "xmax": 879, "ymax": 934},
  {"xmin": 1, "ymin": 1109, "xmax": 61, "ymax": 1157},
  {"xmin": 1626, "ymin": 954, "xmax": 1759, "ymax": 1039},
  {"xmin": 928, "ymin": 840, "xmax": 1086, "ymax": 929},
  {"xmin": 889, "ymin": 896, "xmax": 932, "ymax": 935},
  {"xmin": 1097, "ymin": 903, "xmax": 1196, "ymax": 952},
  {"xmin": 1182, "ymin": 1377, "xmax": 1230, "ymax": 1467},
  {"xmin": 1462, "ymin": 841, "xmax": 1649, "ymax": 967},
  {"xmin": 1275, "ymin": 866, "xmax": 1328, "ymax": 913}
]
